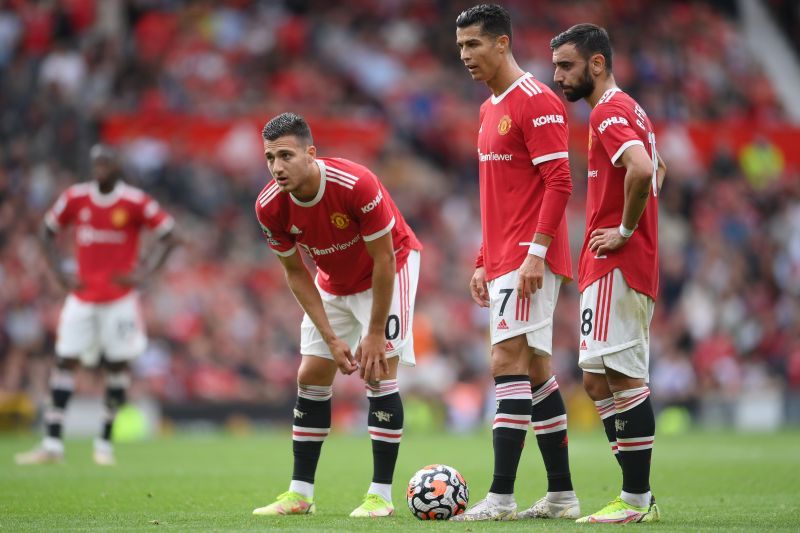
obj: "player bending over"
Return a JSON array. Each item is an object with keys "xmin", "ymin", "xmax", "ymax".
[{"xmin": 251, "ymin": 113, "xmax": 422, "ymax": 518}]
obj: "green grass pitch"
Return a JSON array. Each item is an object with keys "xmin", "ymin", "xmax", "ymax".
[{"xmin": 1, "ymin": 429, "xmax": 798, "ymax": 531}]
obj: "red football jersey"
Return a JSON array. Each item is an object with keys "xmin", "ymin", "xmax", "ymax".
[
  {"xmin": 476, "ymin": 73, "xmax": 573, "ymax": 282},
  {"xmin": 581, "ymin": 88, "xmax": 659, "ymax": 300},
  {"xmin": 45, "ymin": 181, "xmax": 174, "ymax": 303},
  {"xmin": 255, "ymin": 157, "xmax": 422, "ymax": 296}
]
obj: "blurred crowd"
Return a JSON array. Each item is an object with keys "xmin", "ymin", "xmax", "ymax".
[{"xmin": 1, "ymin": 0, "xmax": 798, "ymax": 429}]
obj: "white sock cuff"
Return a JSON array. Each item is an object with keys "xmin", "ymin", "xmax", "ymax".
[
  {"xmin": 368, "ymin": 482, "xmax": 393, "ymax": 503},
  {"xmin": 531, "ymin": 376, "xmax": 559, "ymax": 406},
  {"xmin": 613, "ymin": 386, "xmax": 650, "ymax": 413},
  {"xmin": 496, "ymin": 379, "xmax": 533, "ymax": 400},
  {"xmin": 493, "ymin": 412, "xmax": 531, "ymax": 431},
  {"xmin": 289, "ymin": 480, "xmax": 314, "ymax": 499},
  {"xmin": 42, "ymin": 437, "xmax": 64, "ymax": 453},
  {"xmin": 106, "ymin": 372, "xmax": 131, "ymax": 389},
  {"xmin": 365, "ymin": 379, "xmax": 399, "ymax": 398},
  {"xmin": 594, "ymin": 397, "xmax": 615, "ymax": 419},
  {"xmin": 298, "ymin": 383, "xmax": 333, "ymax": 401},
  {"xmin": 49, "ymin": 369, "xmax": 75, "ymax": 391}
]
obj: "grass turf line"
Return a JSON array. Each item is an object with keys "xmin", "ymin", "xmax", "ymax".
[{"xmin": 1, "ymin": 429, "xmax": 798, "ymax": 531}]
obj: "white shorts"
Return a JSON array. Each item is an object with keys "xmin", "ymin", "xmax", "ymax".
[
  {"xmin": 578, "ymin": 269, "xmax": 655, "ymax": 379},
  {"xmin": 300, "ymin": 250, "xmax": 420, "ymax": 366},
  {"xmin": 56, "ymin": 292, "xmax": 147, "ymax": 366},
  {"xmin": 487, "ymin": 264, "xmax": 562, "ymax": 356}
]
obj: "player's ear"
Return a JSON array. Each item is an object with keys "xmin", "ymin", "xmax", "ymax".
[
  {"xmin": 496, "ymin": 35, "xmax": 510, "ymax": 53},
  {"xmin": 306, "ymin": 144, "xmax": 316, "ymax": 159},
  {"xmin": 590, "ymin": 53, "xmax": 605, "ymax": 76}
]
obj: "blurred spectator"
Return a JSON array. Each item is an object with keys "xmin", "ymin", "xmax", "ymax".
[{"xmin": 0, "ymin": 0, "xmax": 797, "ymax": 430}]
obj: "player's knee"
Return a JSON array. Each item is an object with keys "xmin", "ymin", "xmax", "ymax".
[
  {"xmin": 604, "ymin": 367, "xmax": 646, "ymax": 393},
  {"xmin": 528, "ymin": 354, "xmax": 552, "ymax": 384},
  {"xmin": 491, "ymin": 336, "xmax": 530, "ymax": 377},
  {"xmin": 582, "ymin": 371, "xmax": 611, "ymax": 401},
  {"xmin": 297, "ymin": 358, "xmax": 336, "ymax": 387},
  {"xmin": 56, "ymin": 358, "xmax": 80, "ymax": 371},
  {"xmin": 106, "ymin": 361, "xmax": 129, "ymax": 373}
]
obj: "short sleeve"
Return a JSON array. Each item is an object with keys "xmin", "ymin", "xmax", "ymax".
[
  {"xmin": 44, "ymin": 190, "xmax": 76, "ymax": 231},
  {"xmin": 521, "ymin": 92, "xmax": 570, "ymax": 167},
  {"xmin": 352, "ymin": 172, "xmax": 395, "ymax": 242},
  {"xmin": 590, "ymin": 103, "xmax": 644, "ymax": 167},
  {"xmin": 141, "ymin": 194, "xmax": 174, "ymax": 236},
  {"xmin": 255, "ymin": 203, "xmax": 296, "ymax": 257}
]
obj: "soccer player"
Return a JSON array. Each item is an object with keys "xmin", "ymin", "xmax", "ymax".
[
  {"xmin": 251, "ymin": 113, "xmax": 422, "ymax": 518},
  {"xmin": 551, "ymin": 24, "xmax": 666, "ymax": 523},
  {"xmin": 453, "ymin": 5, "xmax": 579, "ymax": 521},
  {"xmin": 15, "ymin": 144, "xmax": 177, "ymax": 466}
]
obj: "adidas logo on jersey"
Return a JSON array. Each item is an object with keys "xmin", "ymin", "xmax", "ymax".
[
  {"xmin": 580, "ymin": 340, "xmax": 588, "ymax": 350},
  {"xmin": 497, "ymin": 319, "xmax": 509, "ymax": 330},
  {"xmin": 385, "ymin": 341, "xmax": 394, "ymax": 351}
]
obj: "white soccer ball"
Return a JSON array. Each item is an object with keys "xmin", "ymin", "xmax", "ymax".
[{"xmin": 406, "ymin": 464, "xmax": 469, "ymax": 520}]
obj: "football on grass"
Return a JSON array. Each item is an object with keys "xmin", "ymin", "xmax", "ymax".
[{"xmin": 406, "ymin": 464, "xmax": 469, "ymax": 520}]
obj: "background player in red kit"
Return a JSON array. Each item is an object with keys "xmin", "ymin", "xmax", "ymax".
[
  {"xmin": 453, "ymin": 5, "xmax": 579, "ymax": 521},
  {"xmin": 552, "ymin": 24, "xmax": 666, "ymax": 523},
  {"xmin": 252, "ymin": 113, "xmax": 422, "ymax": 518},
  {"xmin": 15, "ymin": 145, "xmax": 177, "ymax": 466}
]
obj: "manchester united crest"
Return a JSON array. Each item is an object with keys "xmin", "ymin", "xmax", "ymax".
[
  {"xmin": 330, "ymin": 212, "xmax": 350, "ymax": 229},
  {"xmin": 110, "ymin": 207, "xmax": 128, "ymax": 228},
  {"xmin": 498, "ymin": 115, "xmax": 512, "ymax": 135}
]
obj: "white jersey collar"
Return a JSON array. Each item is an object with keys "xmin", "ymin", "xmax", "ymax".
[
  {"xmin": 491, "ymin": 72, "xmax": 532, "ymax": 105},
  {"xmin": 290, "ymin": 159, "xmax": 327, "ymax": 207},
  {"xmin": 89, "ymin": 181, "xmax": 123, "ymax": 207}
]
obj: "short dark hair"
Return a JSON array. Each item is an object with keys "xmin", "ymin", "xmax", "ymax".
[
  {"xmin": 550, "ymin": 23, "xmax": 613, "ymax": 72},
  {"xmin": 261, "ymin": 112, "xmax": 313, "ymax": 144},
  {"xmin": 456, "ymin": 4, "xmax": 512, "ymax": 44}
]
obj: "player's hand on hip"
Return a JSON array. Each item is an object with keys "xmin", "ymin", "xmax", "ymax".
[
  {"xmin": 470, "ymin": 267, "xmax": 490, "ymax": 308},
  {"xmin": 327, "ymin": 338, "xmax": 357, "ymax": 375},
  {"xmin": 114, "ymin": 271, "xmax": 145, "ymax": 288},
  {"xmin": 355, "ymin": 332, "xmax": 389, "ymax": 382},
  {"xmin": 517, "ymin": 254, "xmax": 544, "ymax": 298},
  {"xmin": 56, "ymin": 273, "xmax": 82, "ymax": 293},
  {"xmin": 589, "ymin": 227, "xmax": 629, "ymax": 256}
]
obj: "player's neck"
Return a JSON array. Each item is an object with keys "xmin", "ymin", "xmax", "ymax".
[
  {"xmin": 96, "ymin": 179, "xmax": 119, "ymax": 195},
  {"xmin": 587, "ymin": 75, "xmax": 618, "ymax": 108},
  {"xmin": 293, "ymin": 161, "xmax": 321, "ymax": 202},
  {"xmin": 486, "ymin": 58, "xmax": 525, "ymax": 97}
]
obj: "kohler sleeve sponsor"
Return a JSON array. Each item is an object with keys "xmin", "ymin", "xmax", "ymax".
[{"xmin": 360, "ymin": 190, "xmax": 383, "ymax": 214}]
